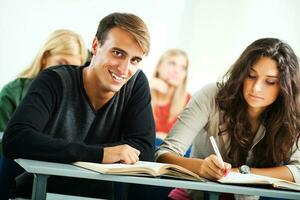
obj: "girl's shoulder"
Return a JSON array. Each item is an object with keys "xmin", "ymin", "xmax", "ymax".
[
  {"xmin": 192, "ymin": 83, "xmax": 219, "ymax": 102},
  {"xmin": 1, "ymin": 78, "xmax": 33, "ymax": 93}
]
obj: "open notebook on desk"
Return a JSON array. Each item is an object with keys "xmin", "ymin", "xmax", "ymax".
[
  {"xmin": 73, "ymin": 161, "xmax": 300, "ymax": 191},
  {"xmin": 73, "ymin": 161, "xmax": 206, "ymax": 181},
  {"xmin": 218, "ymin": 172, "xmax": 300, "ymax": 192}
]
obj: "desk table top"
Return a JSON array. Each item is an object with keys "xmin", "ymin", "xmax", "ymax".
[{"xmin": 15, "ymin": 158, "xmax": 300, "ymax": 200}]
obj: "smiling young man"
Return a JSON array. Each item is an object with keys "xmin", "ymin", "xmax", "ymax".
[{"xmin": 2, "ymin": 13, "xmax": 155, "ymax": 199}]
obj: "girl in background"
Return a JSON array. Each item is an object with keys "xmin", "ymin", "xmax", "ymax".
[
  {"xmin": 0, "ymin": 29, "xmax": 87, "ymax": 131},
  {"xmin": 148, "ymin": 49, "xmax": 191, "ymax": 200},
  {"xmin": 151, "ymin": 49, "xmax": 190, "ymax": 141},
  {"xmin": 0, "ymin": 29, "xmax": 87, "ymax": 199}
]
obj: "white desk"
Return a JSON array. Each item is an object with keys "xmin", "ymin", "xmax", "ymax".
[{"xmin": 15, "ymin": 158, "xmax": 299, "ymax": 200}]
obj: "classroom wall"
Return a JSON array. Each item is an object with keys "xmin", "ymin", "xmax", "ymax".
[
  {"xmin": 0, "ymin": 0, "xmax": 300, "ymax": 94},
  {"xmin": 185, "ymin": 0, "xmax": 300, "ymax": 92},
  {"xmin": 0, "ymin": 0, "xmax": 188, "ymax": 89}
]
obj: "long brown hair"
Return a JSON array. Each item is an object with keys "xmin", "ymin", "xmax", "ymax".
[{"xmin": 216, "ymin": 38, "xmax": 300, "ymax": 167}]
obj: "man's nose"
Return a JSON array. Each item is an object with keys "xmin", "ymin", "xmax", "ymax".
[{"xmin": 117, "ymin": 59, "xmax": 130, "ymax": 74}]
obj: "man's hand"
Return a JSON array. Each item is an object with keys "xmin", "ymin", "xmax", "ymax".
[{"xmin": 102, "ymin": 144, "xmax": 140, "ymax": 164}]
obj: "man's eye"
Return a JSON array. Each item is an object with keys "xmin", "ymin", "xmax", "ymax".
[
  {"xmin": 113, "ymin": 50, "xmax": 123, "ymax": 57},
  {"xmin": 131, "ymin": 58, "xmax": 141, "ymax": 65}
]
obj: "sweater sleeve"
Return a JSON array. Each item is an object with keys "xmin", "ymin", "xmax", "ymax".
[
  {"xmin": 0, "ymin": 80, "xmax": 21, "ymax": 131},
  {"xmin": 286, "ymin": 142, "xmax": 300, "ymax": 183},
  {"xmin": 121, "ymin": 71, "xmax": 156, "ymax": 161},
  {"xmin": 2, "ymin": 70, "xmax": 103, "ymax": 163},
  {"xmin": 155, "ymin": 83, "xmax": 218, "ymax": 160}
]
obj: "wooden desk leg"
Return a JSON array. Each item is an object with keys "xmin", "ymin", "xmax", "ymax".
[
  {"xmin": 31, "ymin": 174, "xmax": 49, "ymax": 200},
  {"xmin": 208, "ymin": 192, "xmax": 220, "ymax": 200}
]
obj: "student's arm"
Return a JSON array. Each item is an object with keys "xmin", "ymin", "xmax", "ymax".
[
  {"xmin": 240, "ymin": 144, "xmax": 300, "ymax": 183},
  {"xmin": 156, "ymin": 132, "xmax": 167, "ymax": 140},
  {"xmin": 158, "ymin": 152, "xmax": 231, "ymax": 180},
  {"xmin": 229, "ymin": 166, "xmax": 294, "ymax": 182},
  {"xmin": 156, "ymin": 84, "xmax": 217, "ymax": 157},
  {"xmin": 3, "ymin": 70, "xmax": 103, "ymax": 163},
  {"xmin": 0, "ymin": 79, "xmax": 33, "ymax": 132},
  {"xmin": 102, "ymin": 144, "xmax": 140, "ymax": 164},
  {"xmin": 150, "ymin": 77, "xmax": 168, "ymax": 94},
  {"xmin": 121, "ymin": 71, "xmax": 156, "ymax": 161},
  {"xmin": 248, "ymin": 167, "xmax": 294, "ymax": 182},
  {"xmin": 98, "ymin": 71, "xmax": 155, "ymax": 163},
  {"xmin": 155, "ymin": 84, "xmax": 230, "ymax": 180},
  {"xmin": 0, "ymin": 81, "xmax": 20, "ymax": 131}
]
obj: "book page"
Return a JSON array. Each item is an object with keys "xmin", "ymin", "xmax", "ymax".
[
  {"xmin": 218, "ymin": 172, "xmax": 300, "ymax": 191},
  {"xmin": 272, "ymin": 179, "xmax": 300, "ymax": 191},
  {"xmin": 162, "ymin": 165, "xmax": 205, "ymax": 181},
  {"xmin": 73, "ymin": 161, "xmax": 170, "ymax": 177},
  {"xmin": 74, "ymin": 161, "xmax": 205, "ymax": 181},
  {"xmin": 218, "ymin": 172, "xmax": 273, "ymax": 184}
]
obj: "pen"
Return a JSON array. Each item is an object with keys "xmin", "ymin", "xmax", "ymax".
[{"xmin": 209, "ymin": 136, "xmax": 228, "ymax": 176}]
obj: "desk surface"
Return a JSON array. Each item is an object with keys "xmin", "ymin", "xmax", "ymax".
[{"xmin": 15, "ymin": 159, "xmax": 300, "ymax": 200}]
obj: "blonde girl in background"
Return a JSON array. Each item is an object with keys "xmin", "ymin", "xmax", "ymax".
[
  {"xmin": 0, "ymin": 29, "xmax": 87, "ymax": 200},
  {"xmin": 0, "ymin": 29, "xmax": 87, "ymax": 131},
  {"xmin": 151, "ymin": 49, "xmax": 190, "ymax": 141}
]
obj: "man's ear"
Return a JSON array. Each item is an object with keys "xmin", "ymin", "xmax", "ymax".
[{"xmin": 91, "ymin": 37, "xmax": 99, "ymax": 55}]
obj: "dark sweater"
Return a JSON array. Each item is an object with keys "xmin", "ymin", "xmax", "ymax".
[{"xmin": 3, "ymin": 64, "xmax": 155, "ymax": 198}]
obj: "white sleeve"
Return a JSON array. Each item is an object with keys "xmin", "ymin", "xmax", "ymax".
[{"xmin": 286, "ymin": 142, "xmax": 300, "ymax": 183}]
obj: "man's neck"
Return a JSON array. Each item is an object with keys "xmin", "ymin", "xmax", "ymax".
[{"xmin": 82, "ymin": 67, "xmax": 114, "ymax": 111}]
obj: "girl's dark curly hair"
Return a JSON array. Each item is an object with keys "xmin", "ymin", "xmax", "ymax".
[{"xmin": 216, "ymin": 38, "xmax": 300, "ymax": 167}]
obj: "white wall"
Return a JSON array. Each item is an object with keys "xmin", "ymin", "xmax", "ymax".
[
  {"xmin": 1, "ymin": 0, "xmax": 300, "ymax": 94},
  {"xmin": 0, "ymin": 0, "xmax": 187, "ymax": 89},
  {"xmin": 185, "ymin": 0, "xmax": 300, "ymax": 93}
]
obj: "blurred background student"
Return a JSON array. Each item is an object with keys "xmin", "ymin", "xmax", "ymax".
[
  {"xmin": 129, "ymin": 49, "xmax": 191, "ymax": 200},
  {"xmin": 0, "ymin": 28, "xmax": 87, "ymax": 200},
  {"xmin": 0, "ymin": 29, "xmax": 87, "ymax": 132},
  {"xmin": 150, "ymin": 49, "xmax": 190, "ymax": 142}
]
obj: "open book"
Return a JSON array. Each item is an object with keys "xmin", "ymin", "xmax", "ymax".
[
  {"xmin": 73, "ymin": 161, "xmax": 300, "ymax": 191},
  {"xmin": 218, "ymin": 172, "xmax": 300, "ymax": 191},
  {"xmin": 73, "ymin": 161, "xmax": 206, "ymax": 181}
]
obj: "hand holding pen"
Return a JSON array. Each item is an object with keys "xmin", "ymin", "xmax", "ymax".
[
  {"xmin": 194, "ymin": 136, "xmax": 232, "ymax": 180},
  {"xmin": 209, "ymin": 136, "xmax": 231, "ymax": 177}
]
